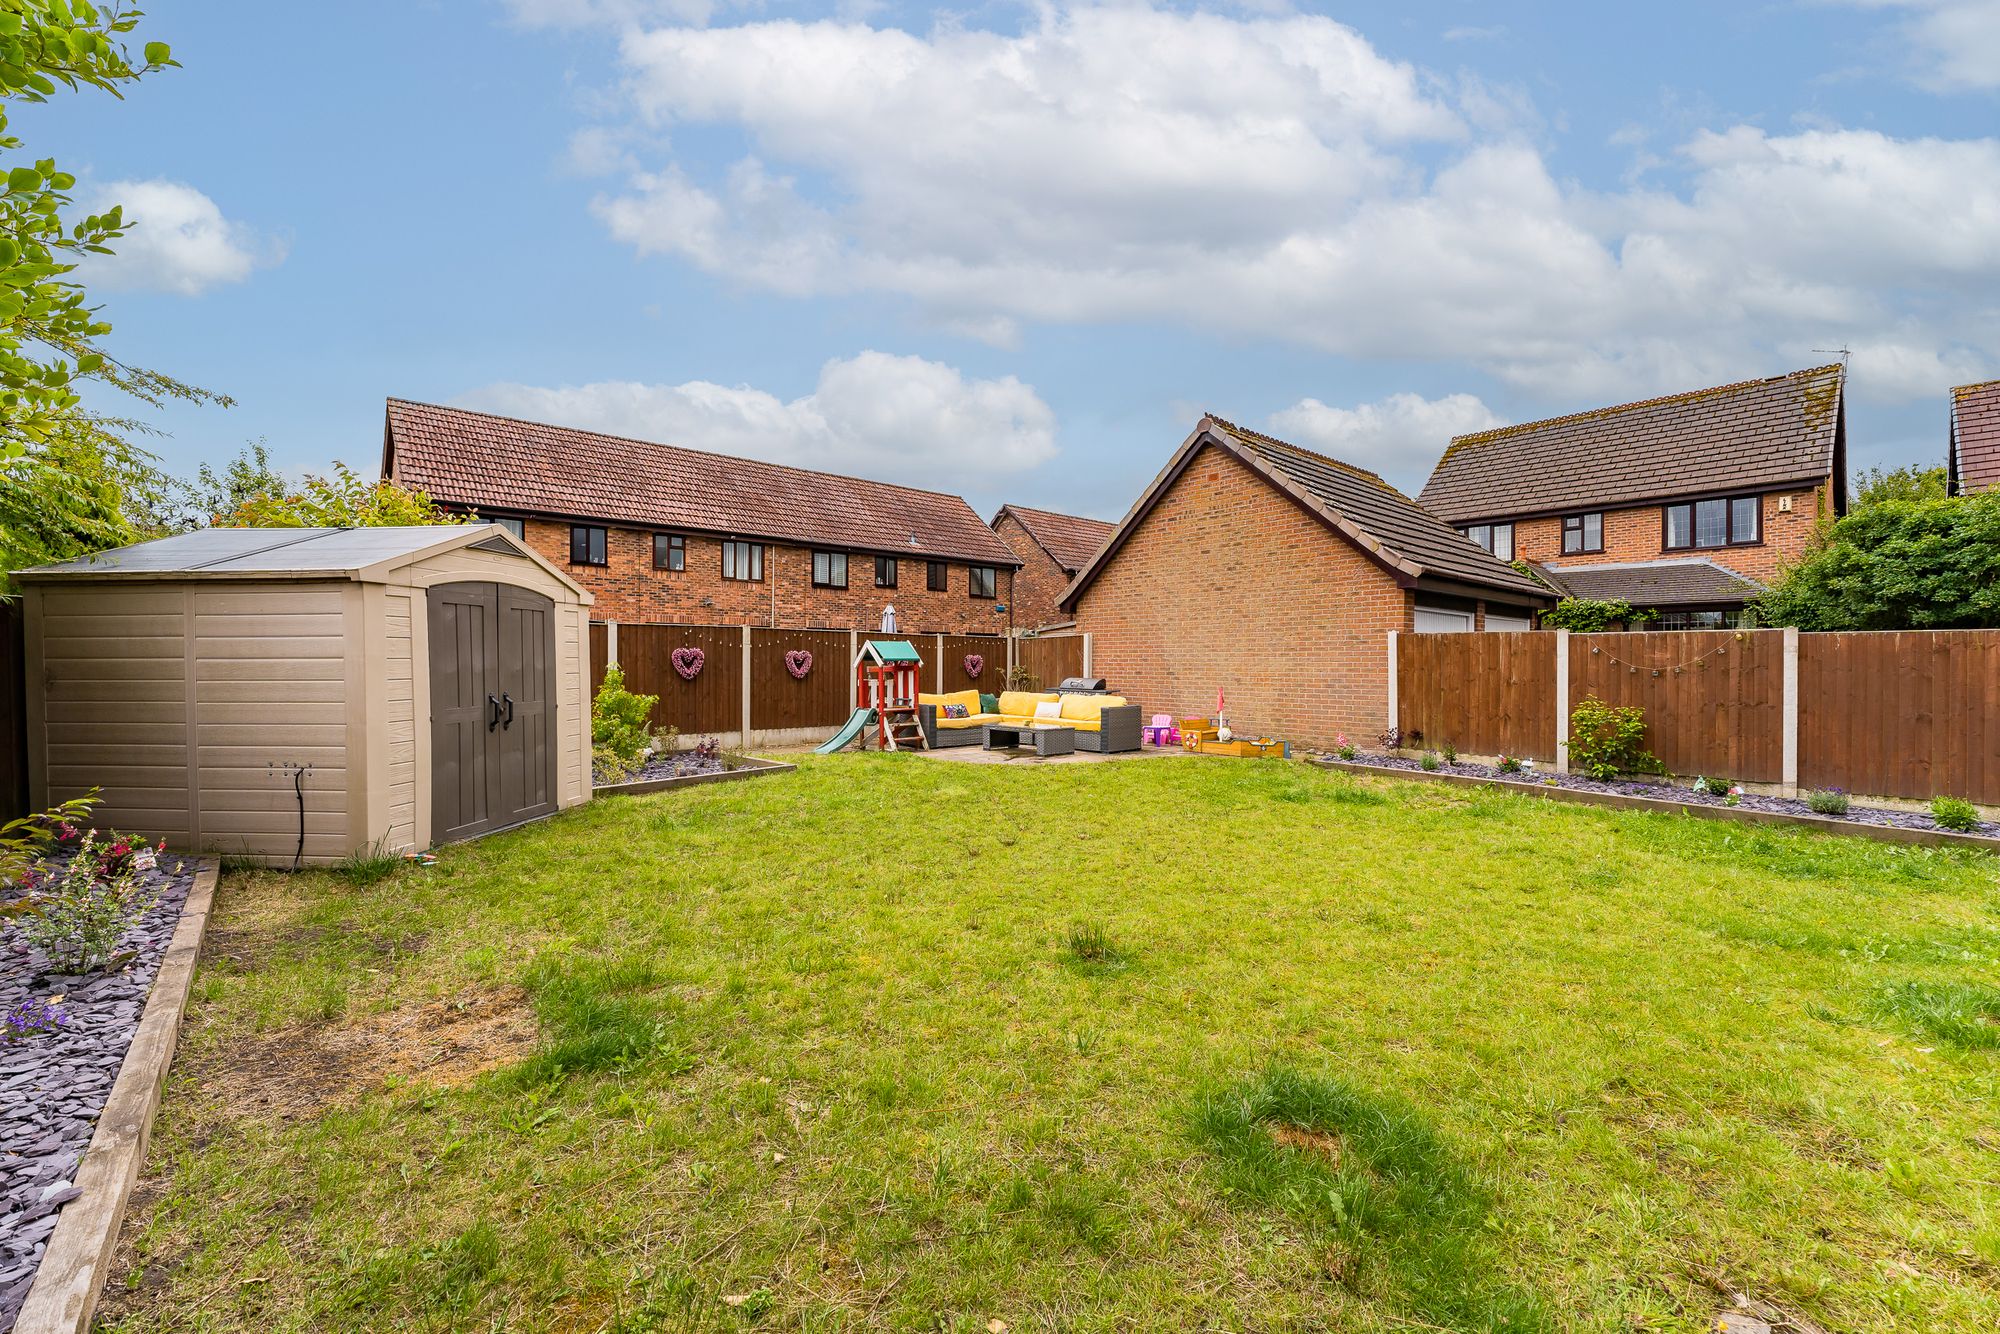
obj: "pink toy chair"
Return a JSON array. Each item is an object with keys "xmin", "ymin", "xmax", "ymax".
[{"xmin": 1144, "ymin": 714, "xmax": 1180, "ymax": 746}]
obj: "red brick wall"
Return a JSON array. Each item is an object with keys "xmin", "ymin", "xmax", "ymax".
[
  {"xmin": 520, "ymin": 519, "xmax": 1017, "ymax": 633},
  {"xmin": 1073, "ymin": 443, "xmax": 1411, "ymax": 748},
  {"xmin": 1511, "ymin": 483, "xmax": 1831, "ymax": 583},
  {"xmin": 991, "ymin": 512, "xmax": 1075, "ymax": 630}
]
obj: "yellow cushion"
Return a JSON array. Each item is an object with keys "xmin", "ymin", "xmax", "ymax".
[
  {"xmin": 918, "ymin": 690, "xmax": 981, "ymax": 716},
  {"xmin": 996, "ymin": 691, "xmax": 1059, "ymax": 718},
  {"xmin": 936, "ymin": 713, "xmax": 1000, "ymax": 730},
  {"xmin": 1058, "ymin": 694, "xmax": 1126, "ymax": 723}
]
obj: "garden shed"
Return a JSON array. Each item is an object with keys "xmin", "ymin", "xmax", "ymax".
[{"xmin": 14, "ymin": 525, "xmax": 594, "ymax": 865}]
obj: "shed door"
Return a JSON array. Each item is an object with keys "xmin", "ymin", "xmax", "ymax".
[{"xmin": 428, "ymin": 582, "xmax": 558, "ymax": 843}]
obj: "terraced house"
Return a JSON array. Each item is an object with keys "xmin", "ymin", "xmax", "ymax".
[
  {"xmin": 1418, "ymin": 365, "xmax": 1849, "ymax": 628},
  {"xmin": 988, "ymin": 503, "xmax": 1116, "ymax": 630},
  {"xmin": 382, "ymin": 400, "xmax": 1022, "ymax": 633}
]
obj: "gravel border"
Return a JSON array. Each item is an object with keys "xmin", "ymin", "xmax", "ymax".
[
  {"xmin": 0, "ymin": 854, "xmax": 200, "ymax": 1334},
  {"xmin": 593, "ymin": 754, "xmax": 797, "ymax": 798}
]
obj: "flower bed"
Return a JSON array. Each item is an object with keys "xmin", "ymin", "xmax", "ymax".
[
  {"xmin": 0, "ymin": 847, "xmax": 197, "ymax": 1332},
  {"xmin": 593, "ymin": 753, "xmax": 796, "ymax": 798},
  {"xmin": 1323, "ymin": 751, "xmax": 1998, "ymax": 838}
]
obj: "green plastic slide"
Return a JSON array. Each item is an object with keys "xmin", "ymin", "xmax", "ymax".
[{"xmin": 814, "ymin": 707, "xmax": 876, "ymax": 754}]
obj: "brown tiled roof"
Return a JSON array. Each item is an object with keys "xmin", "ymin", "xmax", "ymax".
[
  {"xmin": 1061, "ymin": 416, "xmax": 1551, "ymax": 610},
  {"xmin": 1418, "ymin": 365, "xmax": 1846, "ymax": 523},
  {"xmin": 1951, "ymin": 380, "xmax": 2000, "ymax": 495},
  {"xmin": 993, "ymin": 504, "xmax": 1115, "ymax": 573},
  {"xmin": 382, "ymin": 399, "xmax": 1020, "ymax": 566},
  {"xmin": 1537, "ymin": 557, "xmax": 1763, "ymax": 608}
]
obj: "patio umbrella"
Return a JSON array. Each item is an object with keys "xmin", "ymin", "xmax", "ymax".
[{"xmin": 881, "ymin": 604, "xmax": 898, "ymax": 633}]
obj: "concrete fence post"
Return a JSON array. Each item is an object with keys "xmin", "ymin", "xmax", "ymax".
[
  {"xmin": 1781, "ymin": 626, "xmax": 1800, "ymax": 796},
  {"xmin": 1385, "ymin": 631, "xmax": 1399, "ymax": 739},
  {"xmin": 605, "ymin": 620, "xmax": 618, "ymax": 667},
  {"xmin": 935, "ymin": 633, "xmax": 946, "ymax": 694},
  {"xmin": 740, "ymin": 625, "xmax": 753, "ymax": 744},
  {"xmin": 1082, "ymin": 633, "xmax": 1093, "ymax": 679},
  {"xmin": 1554, "ymin": 630, "xmax": 1571, "ymax": 775}
]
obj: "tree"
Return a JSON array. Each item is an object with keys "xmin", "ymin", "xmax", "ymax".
[
  {"xmin": 214, "ymin": 461, "xmax": 472, "ymax": 528},
  {"xmin": 1852, "ymin": 464, "xmax": 1947, "ymax": 509},
  {"xmin": 151, "ymin": 439, "xmax": 286, "ymax": 529},
  {"xmin": 1756, "ymin": 491, "xmax": 2000, "ymax": 630}
]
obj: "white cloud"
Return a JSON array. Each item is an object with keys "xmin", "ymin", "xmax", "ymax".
[
  {"xmin": 81, "ymin": 180, "xmax": 279, "ymax": 296},
  {"xmin": 1268, "ymin": 392, "xmax": 1501, "ymax": 490},
  {"xmin": 457, "ymin": 351, "xmax": 1056, "ymax": 488},
  {"xmin": 1833, "ymin": 1, "xmax": 2000, "ymax": 91},
  {"xmin": 563, "ymin": 4, "xmax": 2000, "ymax": 404}
]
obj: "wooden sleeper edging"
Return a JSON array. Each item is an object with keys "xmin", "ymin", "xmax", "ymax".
[{"xmin": 592, "ymin": 754, "xmax": 796, "ymax": 798}]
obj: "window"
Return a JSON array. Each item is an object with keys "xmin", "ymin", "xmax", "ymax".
[
  {"xmin": 812, "ymin": 550, "xmax": 848, "ymax": 589},
  {"xmin": 875, "ymin": 555, "xmax": 897, "ymax": 588},
  {"xmin": 1461, "ymin": 522, "xmax": 1514, "ymax": 561},
  {"xmin": 492, "ymin": 517, "xmax": 525, "ymax": 540},
  {"xmin": 1664, "ymin": 495, "xmax": 1760, "ymax": 550},
  {"xmin": 569, "ymin": 525, "xmax": 607, "ymax": 566},
  {"xmin": 653, "ymin": 533, "xmax": 685, "ymax": 571},
  {"xmin": 1561, "ymin": 512, "xmax": 1603, "ymax": 555},
  {"xmin": 927, "ymin": 561, "xmax": 948, "ymax": 592},
  {"xmin": 1651, "ymin": 609, "xmax": 1740, "ymax": 631},
  {"xmin": 722, "ymin": 540, "xmax": 763, "ymax": 582},
  {"xmin": 968, "ymin": 565, "xmax": 997, "ymax": 599}
]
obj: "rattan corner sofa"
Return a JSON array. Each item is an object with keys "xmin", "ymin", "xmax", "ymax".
[{"xmin": 918, "ymin": 689, "xmax": 1143, "ymax": 753}]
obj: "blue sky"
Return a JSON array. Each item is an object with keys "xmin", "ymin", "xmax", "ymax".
[{"xmin": 39, "ymin": 0, "xmax": 2000, "ymax": 521}]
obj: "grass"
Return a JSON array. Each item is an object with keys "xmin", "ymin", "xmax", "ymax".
[{"xmin": 104, "ymin": 755, "xmax": 2000, "ymax": 1332}]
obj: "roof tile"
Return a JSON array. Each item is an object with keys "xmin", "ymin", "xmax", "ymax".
[
  {"xmin": 994, "ymin": 504, "xmax": 1115, "ymax": 572},
  {"xmin": 1951, "ymin": 380, "xmax": 2000, "ymax": 495},
  {"xmin": 1538, "ymin": 557, "xmax": 1762, "ymax": 607}
]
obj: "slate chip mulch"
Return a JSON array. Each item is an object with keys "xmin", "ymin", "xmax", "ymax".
[{"xmin": 0, "ymin": 853, "xmax": 196, "ymax": 1333}]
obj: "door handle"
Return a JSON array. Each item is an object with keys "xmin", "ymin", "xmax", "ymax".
[
  {"xmin": 487, "ymin": 694, "xmax": 502, "ymax": 731},
  {"xmin": 501, "ymin": 692, "xmax": 515, "ymax": 729}
]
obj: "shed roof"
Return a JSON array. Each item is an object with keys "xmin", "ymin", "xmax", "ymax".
[
  {"xmin": 1418, "ymin": 364, "xmax": 1847, "ymax": 523},
  {"xmin": 13, "ymin": 524, "xmax": 587, "ymax": 597},
  {"xmin": 1950, "ymin": 379, "xmax": 2000, "ymax": 496}
]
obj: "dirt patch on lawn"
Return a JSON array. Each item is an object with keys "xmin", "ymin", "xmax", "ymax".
[
  {"xmin": 1269, "ymin": 1123, "xmax": 1345, "ymax": 1165},
  {"xmin": 190, "ymin": 987, "xmax": 539, "ymax": 1126}
]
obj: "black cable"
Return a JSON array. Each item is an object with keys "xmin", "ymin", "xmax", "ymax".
[{"xmin": 291, "ymin": 763, "xmax": 306, "ymax": 873}]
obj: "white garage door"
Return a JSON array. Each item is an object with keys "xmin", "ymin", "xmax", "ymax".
[
  {"xmin": 1413, "ymin": 607, "xmax": 1475, "ymax": 633},
  {"xmin": 1484, "ymin": 612, "xmax": 1533, "ymax": 632}
]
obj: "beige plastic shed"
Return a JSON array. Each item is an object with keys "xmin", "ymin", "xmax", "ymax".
[{"xmin": 15, "ymin": 525, "xmax": 595, "ymax": 866}]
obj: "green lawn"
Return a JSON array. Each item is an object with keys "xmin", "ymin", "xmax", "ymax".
[{"xmin": 103, "ymin": 755, "xmax": 2000, "ymax": 1332}]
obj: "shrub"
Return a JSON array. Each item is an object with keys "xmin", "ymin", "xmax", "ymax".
[
  {"xmin": 0, "ymin": 792, "xmax": 99, "ymax": 891},
  {"xmin": 1567, "ymin": 697, "xmax": 1664, "ymax": 781},
  {"xmin": 1539, "ymin": 597, "xmax": 1653, "ymax": 633},
  {"xmin": 1439, "ymin": 739, "xmax": 1457, "ymax": 764},
  {"xmin": 1495, "ymin": 754, "xmax": 1522, "ymax": 774},
  {"xmin": 9, "ymin": 829, "xmax": 157, "ymax": 974},
  {"xmin": 1806, "ymin": 788, "xmax": 1850, "ymax": 816},
  {"xmin": 1930, "ymin": 796, "xmax": 1980, "ymax": 832},
  {"xmin": 591, "ymin": 665, "xmax": 659, "ymax": 769},
  {"xmin": 1419, "ymin": 752, "xmax": 1440, "ymax": 772},
  {"xmin": 1336, "ymin": 745, "xmax": 1357, "ymax": 761}
]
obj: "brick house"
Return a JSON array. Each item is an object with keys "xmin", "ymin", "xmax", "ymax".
[
  {"xmin": 989, "ymin": 504, "xmax": 1115, "ymax": 630},
  {"xmin": 1417, "ymin": 364, "xmax": 1848, "ymax": 628},
  {"xmin": 381, "ymin": 400, "xmax": 1022, "ymax": 633},
  {"xmin": 1950, "ymin": 379, "xmax": 2000, "ymax": 495},
  {"xmin": 1060, "ymin": 416, "xmax": 1550, "ymax": 748}
]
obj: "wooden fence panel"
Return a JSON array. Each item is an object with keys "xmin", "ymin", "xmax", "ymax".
[
  {"xmin": 1800, "ymin": 631, "xmax": 2000, "ymax": 804},
  {"xmin": 605, "ymin": 624, "xmax": 744, "ymax": 738},
  {"xmin": 941, "ymin": 634, "xmax": 1006, "ymax": 695},
  {"xmin": 749, "ymin": 628, "xmax": 853, "ymax": 731},
  {"xmin": 1016, "ymin": 636, "xmax": 1084, "ymax": 690},
  {"xmin": 1570, "ymin": 630, "xmax": 1784, "ymax": 782},
  {"xmin": 1396, "ymin": 632, "xmax": 1557, "ymax": 759}
]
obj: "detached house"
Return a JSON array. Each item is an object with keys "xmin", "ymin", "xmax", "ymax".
[
  {"xmin": 382, "ymin": 400, "xmax": 1022, "ymax": 634},
  {"xmin": 1949, "ymin": 379, "xmax": 2000, "ymax": 495},
  {"xmin": 1418, "ymin": 365, "xmax": 1848, "ymax": 628},
  {"xmin": 989, "ymin": 504, "xmax": 1115, "ymax": 630}
]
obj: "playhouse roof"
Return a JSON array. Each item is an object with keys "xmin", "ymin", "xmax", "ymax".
[{"xmin": 858, "ymin": 639, "xmax": 923, "ymax": 664}]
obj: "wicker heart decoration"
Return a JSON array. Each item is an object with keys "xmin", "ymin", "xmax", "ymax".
[
  {"xmin": 671, "ymin": 647, "xmax": 705, "ymax": 680},
  {"xmin": 963, "ymin": 653, "xmax": 984, "ymax": 679},
  {"xmin": 785, "ymin": 649, "xmax": 812, "ymax": 679}
]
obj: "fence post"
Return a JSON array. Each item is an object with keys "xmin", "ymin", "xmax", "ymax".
[
  {"xmin": 1781, "ymin": 626, "xmax": 1799, "ymax": 796},
  {"xmin": 1554, "ymin": 630, "xmax": 1570, "ymax": 775},
  {"xmin": 740, "ymin": 626, "xmax": 752, "ymax": 744},
  {"xmin": 606, "ymin": 620, "xmax": 618, "ymax": 667},
  {"xmin": 1082, "ymin": 633, "xmax": 1092, "ymax": 679},
  {"xmin": 1385, "ymin": 631, "xmax": 1398, "ymax": 739},
  {"xmin": 935, "ymin": 633, "xmax": 945, "ymax": 693}
]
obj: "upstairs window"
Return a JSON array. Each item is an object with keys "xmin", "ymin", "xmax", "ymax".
[
  {"xmin": 722, "ymin": 540, "xmax": 763, "ymax": 582},
  {"xmin": 569, "ymin": 525, "xmax": 607, "ymax": 566},
  {"xmin": 1561, "ymin": 512, "xmax": 1603, "ymax": 555},
  {"xmin": 968, "ymin": 565, "xmax": 997, "ymax": 599},
  {"xmin": 1462, "ymin": 522, "xmax": 1514, "ymax": 562},
  {"xmin": 927, "ymin": 561, "xmax": 948, "ymax": 592},
  {"xmin": 1665, "ymin": 495, "xmax": 1759, "ymax": 550},
  {"xmin": 812, "ymin": 550, "xmax": 848, "ymax": 589},
  {"xmin": 653, "ymin": 533, "xmax": 685, "ymax": 571},
  {"xmin": 875, "ymin": 555, "xmax": 897, "ymax": 588},
  {"xmin": 492, "ymin": 517, "xmax": 526, "ymax": 540}
]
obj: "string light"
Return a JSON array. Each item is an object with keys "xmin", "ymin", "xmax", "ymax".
[{"xmin": 1586, "ymin": 630, "xmax": 1748, "ymax": 676}]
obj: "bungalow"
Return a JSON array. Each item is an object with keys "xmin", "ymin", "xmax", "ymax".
[
  {"xmin": 989, "ymin": 503, "xmax": 1115, "ymax": 630},
  {"xmin": 1950, "ymin": 379, "xmax": 1999, "ymax": 496},
  {"xmin": 382, "ymin": 399, "xmax": 1023, "ymax": 634},
  {"xmin": 1417, "ymin": 364, "xmax": 1848, "ymax": 628},
  {"xmin": 1060, "ymin": 415, "xmax": 1551, "ymax": 748}
]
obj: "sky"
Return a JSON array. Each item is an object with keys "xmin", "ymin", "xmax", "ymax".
[{"xmin": 38, "ymin": 0, "xmax": 2000, "ymax": 522}]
